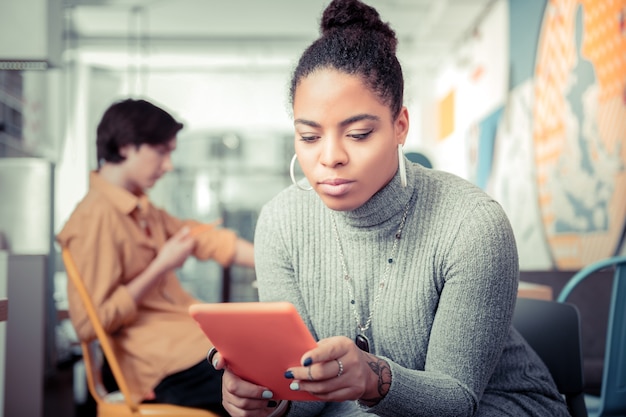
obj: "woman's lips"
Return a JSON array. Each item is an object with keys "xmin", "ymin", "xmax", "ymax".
[{"xmin": 317, "ymin": 179, "xmax": 354, "ymax": 197}]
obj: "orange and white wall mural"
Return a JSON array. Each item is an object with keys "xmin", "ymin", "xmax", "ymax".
[{"xmin": 532, "ymin": 0, "xmax": 626, "ymax": 269}]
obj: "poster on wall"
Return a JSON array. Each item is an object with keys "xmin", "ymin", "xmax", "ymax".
[
  {"xmin": 533, "ymin": 0, "xmax": 626, "ymax": 269},
  {"xmin": 437, "ymin": 90, "xmax": 455, "ymax": 141},
  {"xmin": 467, "ymin": 106, "xmax": 504, "ymax": 190}
]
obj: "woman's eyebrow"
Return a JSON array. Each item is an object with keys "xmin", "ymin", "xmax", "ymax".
[
  {"xmin": 294, "ymin": 114, "xmax": 379, "ymax": 128},
  {"xmin": 340, "ymin": 114, "xmax": 379, "ymax": 127},
  {"xmin": 294, "ymin": 118, "xmax": 321, "ymax": 128}
]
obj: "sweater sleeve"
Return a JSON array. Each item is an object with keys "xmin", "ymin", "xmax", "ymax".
[{"xmin": 367, "ymin": 198, "xmax": 519, "ymax": 417}]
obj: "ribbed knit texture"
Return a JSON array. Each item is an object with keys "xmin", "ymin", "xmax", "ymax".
[{"xmin": 254, "ymin": 161, "xmax": 569, "ymax": 417}]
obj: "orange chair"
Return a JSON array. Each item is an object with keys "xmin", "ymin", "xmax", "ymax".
[{"xmin": 61, "ymin": 248, "xmax": 220, "ymax": 417}]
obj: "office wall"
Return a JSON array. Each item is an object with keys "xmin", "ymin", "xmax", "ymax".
[
  {"xmin": 421, "ymin": 0, "xmax": 626, "ymax": 270},
  {"xmin": 0, "ymin": 159, "xmax": 55, "ymax": 417},
  {"xmin": 31, "ymin": 0, "xmax": 626, "ymax": 273}
]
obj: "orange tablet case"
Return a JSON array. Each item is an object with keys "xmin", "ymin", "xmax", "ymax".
[{"xmin": 188, "ymin": 301, "xmax": 318, "ymax": 401}]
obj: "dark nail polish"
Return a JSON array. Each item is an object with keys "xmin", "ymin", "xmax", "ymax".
[
  {"xmin": 303, "ymin": 357, "xmax": 313, "ymax": 366},
  {"xmin": 284, "ymin": 370, "xmax": 294, "ymax": 379},
  {"xmin": 267, "ymin": 400, "xmax": 278, "ymax": 408}
]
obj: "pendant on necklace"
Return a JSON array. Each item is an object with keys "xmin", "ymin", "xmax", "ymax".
[{"xmin": 355, "ymin": 334, "xmax": 370, "ymax": 353}]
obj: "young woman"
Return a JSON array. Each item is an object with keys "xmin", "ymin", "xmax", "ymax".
[{"xmin": 211, "ymin": 1, "xmax": 569, "ymax": 416}]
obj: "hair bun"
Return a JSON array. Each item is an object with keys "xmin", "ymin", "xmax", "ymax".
[{"xmin": 321, "ymin": 0, "xmax": 397, "ymax": 51}]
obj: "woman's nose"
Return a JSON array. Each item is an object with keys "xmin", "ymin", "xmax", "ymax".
[{"xmin": 319, "ymin": 137, "xmax": 348, "ymax": 167}]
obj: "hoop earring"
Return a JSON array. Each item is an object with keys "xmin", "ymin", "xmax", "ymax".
[
  {"xmin": 290, "ymin": 154, "xmax": 313, "ymax": 191},
  {"xmin": 398, "ymin": 144, "xmax": 407, "ymax": 188}
]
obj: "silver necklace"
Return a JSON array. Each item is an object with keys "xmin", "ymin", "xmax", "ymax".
[{"xmin": 330, "ymin": 198, "xmax": 412, "ymax": 353}]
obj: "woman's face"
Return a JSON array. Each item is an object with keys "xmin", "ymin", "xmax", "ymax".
[{"xmin": 293, "ymin": 68, "xmax": 409, "ymax": 211}]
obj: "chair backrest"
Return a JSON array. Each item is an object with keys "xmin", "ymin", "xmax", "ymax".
[
  {"xmin": 513, "ymin": 297, "xmax": 588, "ymax": 417},
  {"xmin": 61, "ymin": 247, "xmax": 219, "ymax": 417},
  {"xmin": 557, "ymin": 256, "xmax": 626, "ymax": 417}
]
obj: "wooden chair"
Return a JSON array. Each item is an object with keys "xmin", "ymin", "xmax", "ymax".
[
  {"xmin": 557, "ymin": 256, "xmax": 626, "ymax": 417},
  {"xmin": 61, "ymin": 248, "xmax": 220, "ymax": 416},
  {"xmin": 513, "ymin": 297, "xmax": 588, "ymax": 417}
]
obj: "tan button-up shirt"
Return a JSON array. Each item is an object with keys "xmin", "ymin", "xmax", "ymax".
[{"xmin": 57, "ymin": 171, "xmax": 237, "ymax": 401}]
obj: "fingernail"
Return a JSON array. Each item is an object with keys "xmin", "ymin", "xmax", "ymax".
[
  {"xmin": 284, "ymin": 370, "xmax": 294, "ymax": 379},
  {"xmin": 267, "ymin": 400, "xmax": 278, "ymax": 408},
  {"xmin": 212, "ymin": 359, "xmax": 218, "ymax": 369},
  {"xmin": 261, "ymin": 390, "xmax": 273, "ymax": 399},
  {"xmin": 289, "ymin": 382, "xmax": 300, "ymax": 391},
  {"xmin": 303, "ymin": 357, "xmax": 313, "ymax": 366}
]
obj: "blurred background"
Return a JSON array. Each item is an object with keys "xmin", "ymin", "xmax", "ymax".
[{"xmin": 0, "ymin": 0, "xmax": 625, "ymax": 415}]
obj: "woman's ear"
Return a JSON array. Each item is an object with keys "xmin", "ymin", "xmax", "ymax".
[{"xmin": 395, "ymin": 107, "xmax": 410, "ymax": 146}]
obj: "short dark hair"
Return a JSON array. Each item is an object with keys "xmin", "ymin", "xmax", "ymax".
[
  {"xmin": 289, "ymin": 0, "xmax": 404, "ymax": 119},
  {"xmin": 96, "ymin": 98, "xmax": 184, "ymax": 164}
]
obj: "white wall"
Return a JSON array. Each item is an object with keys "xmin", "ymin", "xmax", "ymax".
[{"xmin": 419, "ymin": 0, "xmax": 509, "ymax": 178}]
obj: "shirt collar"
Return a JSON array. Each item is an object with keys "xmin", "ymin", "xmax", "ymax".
[{"xmin": 90, "ymin": 170, "xmax": 146, "ymax": 215}]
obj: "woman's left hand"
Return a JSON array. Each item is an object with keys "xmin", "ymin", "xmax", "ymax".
[
  {"xmin": 284, "ymin": 335, "xmax": 391, "ymax": 405},
  {"xmin": 211, "ymin": 348, "xmax": 288, "ymax": 417}
]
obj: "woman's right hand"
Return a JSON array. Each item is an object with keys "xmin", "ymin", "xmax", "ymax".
[{"xmin": 211, "ymin": 350, "xmax": 289, "ymax": 417}]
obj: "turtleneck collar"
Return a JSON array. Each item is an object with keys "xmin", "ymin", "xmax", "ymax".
[{"xmin": 332, "ymin": 158, "xmax": 417, "ymax": 228}]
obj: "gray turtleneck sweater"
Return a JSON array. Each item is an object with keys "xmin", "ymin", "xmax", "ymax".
[{"xmin": 254, "ymin": 161, "xmax": 569, "ymax": 417}]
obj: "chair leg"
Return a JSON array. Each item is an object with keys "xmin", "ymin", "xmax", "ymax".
[{"xmin": 567, "ymin": 394, "xmax": 590, "ymax": 417}]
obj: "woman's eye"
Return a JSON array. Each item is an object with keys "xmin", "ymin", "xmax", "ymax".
[
  {"xmin": 349, "ymin": 130, "xmax": 373, "ymax": 140},
  {"xmin": 299, "ymin": 135, "xmax": 319, "ymax": 142}
]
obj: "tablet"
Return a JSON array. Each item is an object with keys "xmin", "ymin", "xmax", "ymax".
[{"xmin": 188, "ymin": 301, "xmax": 319, "ymax": 401}]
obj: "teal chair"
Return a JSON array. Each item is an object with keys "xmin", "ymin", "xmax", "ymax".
[{"xmin": 557, "ymin": 255, "xmax": 626, "ymax": 417}]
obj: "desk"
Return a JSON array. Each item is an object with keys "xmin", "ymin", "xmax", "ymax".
[
  {"xmin": 5, "ymin": 254, "xmax": 47, "ymax": 417},
  {"xmin": 0, "ymin": 252, "xmax": 7, "ymax": 415},
  {"xmin": 518, "ymin": 281, "xmax": 553, "ymax": 300}
]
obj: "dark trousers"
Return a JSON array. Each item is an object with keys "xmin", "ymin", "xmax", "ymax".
[{"xmin": 103, "ymin": 359, "xmax": 228, "ymax": 416}]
